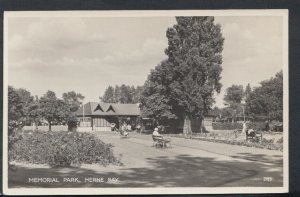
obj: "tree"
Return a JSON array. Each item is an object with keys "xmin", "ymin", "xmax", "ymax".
[
  {"xmin": 27, "ymin": 96, "xmax": 40, "ymax": 130},
  {"xmin": 245, "ymin": 83, "xmax": 252, "ymax": 99},
  {"xmin": 62, "ymin": 91, "xmax": 85, "ymax": 112},
  {"xmin": 8, "ymin": 86, "xmax": 25, "ymax": 154},
  {"xmin": 100, "ymin": 85, "xmax": 143, "ymax": 104},
  {"xmin": 100, "ymin": 86, "xmax": 116, "ymax": 103},
  {"xmin": 223, "ymin": 85, "xmax": 245, "ymax": 122},
  {"xmin": 245, "ymin": 71, "xmax": 283, "ymax": 121},
  {"xmin": 142, "ymin": 17, "xmax": 224, "ymax": 133},
  {"xmin": 39, "ymin": 90, "xmax": 71, "ymax": 131},
  {"xmin": 141, "ymin": 60, "xmax": 179, "ymax": 121},
  {"xmin": 133, "ymin": 86, "xmax": 144, "ymax": 103},
  {"xmin": 224, "ymin": 85, "xmax": 244, "ymax": 106},
  {"xmin": 119, "ymin": 84, "xmax": 132, "ymax": 103},
  {"xmin": 8, "ymin": 86, "xmax": 24, "ymax": 131},
  {"xmin": 15, "ymin": 88, "xmax": 35, "ymax": 125}
]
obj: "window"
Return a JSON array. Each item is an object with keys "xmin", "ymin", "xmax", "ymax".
[
  {"xmin": 93, "ymin": 117, "xmax": 110, "ymax": 127},
  {"xmin": 79, "ymin": 117, "xmax": 91, "ymax": 127}
]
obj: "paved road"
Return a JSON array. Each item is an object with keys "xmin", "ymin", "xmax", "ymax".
[
  {"xmin": 97, "ymin": 132, "xmax": 283, "ymax": 187},
  {"xmin": 8, "ymin": 131, "xmax": 283, "ymax": 188}
]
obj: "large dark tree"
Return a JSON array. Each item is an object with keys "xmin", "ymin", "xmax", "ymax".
[
  {"xmin": 39, "ymin": 91, "xmax": 70, "ymax": 131},
  {"xmin": 141, "ymin": 60, "xmax": 178, "ymax": 120},
  {"xmin": 142, "ymin": 16, "xmax": 224, "ymax": 133},
  {"xmin": 245, "ymin": 71, "xmax": 283, "ymax": 121}
]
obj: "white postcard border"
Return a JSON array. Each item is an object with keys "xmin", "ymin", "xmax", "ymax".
[{"xmin": 3, "ymin": 9, "xmax": 289, "ymax": 195}]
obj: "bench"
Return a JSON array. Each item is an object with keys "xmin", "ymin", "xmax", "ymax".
[
  {"xmin": 152, "ymin": 135, "xmax": 171, "ymax": 148},
  {"xmin": 245, "ymin": 129, "xmax": 262, "ymax": 142}
]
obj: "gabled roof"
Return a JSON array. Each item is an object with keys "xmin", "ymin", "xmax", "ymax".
[{"xmin": 75, "ymin": 102, "xmax": 141, "ymax": 116}]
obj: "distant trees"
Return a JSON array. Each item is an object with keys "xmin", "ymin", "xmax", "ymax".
[
  {"xmin": 62, "ymin": 91, "xmax": 85, "ymax": 112},
  {"xmin": 100, "ymin": 84, "xmax": 143, "ymax": 104},
  {"xmin": 245, "ymin": 71, "xmax": 283, "ymax": 121},
  {"xmin": 141, "ymin": 16, "xmax": 224, "ymax": 133},
  {"xmin": 224, "ymin": 85, "xmax": 244, "ymax": 106},
  {"xmin": 244, "ymin": 83, "xmax": 252, "ymax": 99},
  {"xmin": 216, "ymin": 71, "xmax": 283, "ymax": 122},
  {"xmin": 101, "ymin": 86, "xmax": 115, "ymax": 103},
  {"xmin": 39, "ymin": 91, "xmax": 70, "ymax": 131},
  {"xmin": 8, "ymin": 86, "xmax": 24, "ymax": 132},
  {"xmin": 8, "ymin": 86, "xmax": 85, "ymax": 131},
  {"xmin": 223, "ymin": 85, "xmax": 244, "ymax": 122}
]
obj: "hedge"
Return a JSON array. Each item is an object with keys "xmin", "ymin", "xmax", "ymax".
[
  {"xmin": 9, "ymin": 130, "xmax": 122, "ymax": 167},
  {"xmin": 212, "ymin": 122, "xmax": 269, "ymax": 130},
  {"xmin": 212, "ymin": 122, "xmax": 243, "ymax": 130}
]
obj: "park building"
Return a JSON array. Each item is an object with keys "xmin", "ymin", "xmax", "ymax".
[
  {"xmin": 75, "ymin": 102, "xmax": 142, "ymax": 131},
  {"xmin": 75, "ymin": 102, "xmax": 217, "ymax": 133}
]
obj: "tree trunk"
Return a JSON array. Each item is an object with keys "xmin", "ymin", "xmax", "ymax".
[
  {"xmin": 49, "ymin": 123, "xmax": 52, "ymax": 131},
  {"xmin": 191, "ymin": 116, "xmax": 202, "ymax": 133},
  {"xmin": 183, "ymin": 116, "xmax": 192, "ymax": 134},
  {"xmin": 34, "ymin": 121, "xmax": 39, "ymax": 131}
]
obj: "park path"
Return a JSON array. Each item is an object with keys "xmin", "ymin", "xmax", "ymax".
[
  {"xmin": 8, "ymin": 131, "xmax": 283, "ymax": 188},
  {"xmin": 96, "ymin": 131, "xmax": 283, "ymax": 187}
]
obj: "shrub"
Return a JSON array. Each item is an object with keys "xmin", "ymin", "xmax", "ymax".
[
  {"xmin": 277, "ymin": 137, "xmax": 283, "ymax": 143},
  {"xmin": 212, "ymin": 122, "xmax": 243, "ymax": 130},
  {"xmin": 67, "ymin": 117, "xmax": 78, "ymax": 132},
  {"xmin": 247, "ymin": 122, "xmax": 267, "ymax": 130},
  {"xmin": 9, "ymin": 130, "xmax": 122, "ymax": 167}
]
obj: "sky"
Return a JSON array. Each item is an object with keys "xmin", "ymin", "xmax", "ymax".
[{"xmin": 7, "ymin": 15, "xmax": 283, "ymax": 107}]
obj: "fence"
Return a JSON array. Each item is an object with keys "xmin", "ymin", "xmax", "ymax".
[{"xmin": 22, "ymin": 126, "xmax": 112, "ymax": 132}]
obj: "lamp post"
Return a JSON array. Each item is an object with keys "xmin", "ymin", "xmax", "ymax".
[
  {"xmin": 241, "ymin": 100, "xmax": 245, "ymax": 122},
  {"xmin": 82, "ymin": 101, "xmax": 85, "ymax": 127}
]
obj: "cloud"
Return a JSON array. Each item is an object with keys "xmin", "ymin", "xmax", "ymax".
[
  {"xmin": 8, "ymin": 16, "xmax": 283, "ymax": 106},
  {"xmin": 10, "ymin": 37, "xmax": 167, "ymax": 80},
  {"xmin": 9, "ymin": 18, "xmax": 104, "ymax": 52},
  {"xmin": 102, "ymin": 38, "xmax": 167, "ymax": 66}
]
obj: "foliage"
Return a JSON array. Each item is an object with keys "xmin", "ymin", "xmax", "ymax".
[
  {"xmin": 245, "ymin": 71, "xmax": 283, "ymax": 121},
  {"xmin": 167, "ymin": 132, "xmax": 283, "ymax": 151},
  {"xmin": 62, "ymin": 91, "xmax": 85, "ymax": 112},
  {"xmin": 224, "ymin": 85, "xmax": 244, "ymax": 106},
  {"xmin": 140, "ymin": 60, "xmax": 179, "ymax": 120},
  {"xmin": 101, "ymin": 86, "xmax": 115, "ymax": 103},
  {"xmin": 277, "ymin": 137, "xmax": 283, "ymax": 143},
  {"xmin": 15, "ymin": 88, "xmax": 34, "ymax": 122},
  {"xmin": 141, "ymin": 17, "xmax": 224, "ymax": 133},
  {"xmin": 39, "ymin": 91, "xmax": 71, "ymax": 131},
  {"xmin": 244, "ymin": 83, "xmax": 252, "ymax": 99},
  {"xmin": 207, "ymin": 106, "xmax": 222, "ymax": 118},
  {"xmin": 222, "ymin": 85, "xmax": 245, "ymax": 121},
  {"xmin": 246, "ymin": 122, "xmax": 267, "ymax": 130},
  {"xmin": 212, "ymin": 121, "xmax": 271, "ymax": 131},
  {"xmin": 9, "ymin": 130, "xmax": 122, "ymax": 167},
  {"xmin": 8, "ymin": 86, "xmax": 24, "ymax": 124},
  {"xmin": 212, "ymin": 122, "xmax": 243, "ymax": 130},
  {"xmin": 8, "ymin": 86, "xmax": 25, "ymax": 151},
  {"xmin": 100, "ymin": 84, "xmax": 143, "ymax": 104}
]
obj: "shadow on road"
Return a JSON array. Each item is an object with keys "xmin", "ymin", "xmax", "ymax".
[
  {"xmin": 231, "ymin": 152, "xmax": 283, "ymax": 165},
  {"xmin": 8, "ymin": 153, "xmax": 283, "ymax": 188}
]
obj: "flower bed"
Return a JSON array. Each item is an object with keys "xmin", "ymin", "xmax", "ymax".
[
  {"xmin": 166, "ymin": 132, "xmax": 283, "ymax": 151},
  {"xmin": 9, "ymin": 130, "xmax": 122, "ymax": 167}
]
